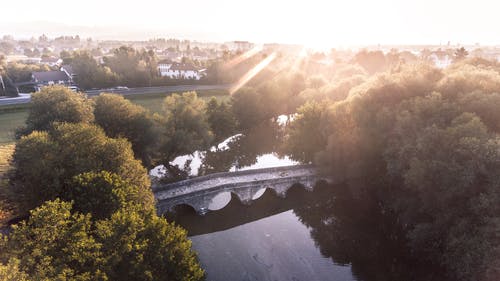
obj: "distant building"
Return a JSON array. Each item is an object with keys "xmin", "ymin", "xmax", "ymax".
[
  {"xmin": 40, "ymin": 56, "xmax": 63, "ymax": 67},
  {"xmin": 32, "ymin": 71, "xmax": 72, "ymax": 91},
  {"xmin": 227, "ymin": 41, "xmax": 254, "ymax": 51},
  {"xmin": 158, "ymin": 62, "xmax": 205, "ymax": 80},
  {"xmin": 158, "ymin": 59, "xmax": 173, "ymax": 76},
  {"xmin": 60, "ymin": 65, "xmax": 77, "ymax": 83}
]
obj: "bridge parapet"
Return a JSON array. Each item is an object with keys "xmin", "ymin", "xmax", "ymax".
[{"xmin": 153, "ymin": 164, "xmax": 330, "ymax": 214}]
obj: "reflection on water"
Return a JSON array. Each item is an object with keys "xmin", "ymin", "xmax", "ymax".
[
  {"xmin": 169, "ymin": 182, "xmax": 445, "ymax": 281},
  {"xmin": 191, "ymin": 210, "xmax": 355, "ymax": 281},
  {"xmin": 158, "ymin": 120, "xmax": 444, "ymax": 280},
  {"xmin": 150, "ymin": 121, "xmax": 294, "ymax": 179}
]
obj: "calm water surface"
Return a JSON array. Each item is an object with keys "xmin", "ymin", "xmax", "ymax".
[
  {"xmin": 162, "ymin": 121, "xmax": 427, "ymax": 281},
  {"xmin": 189, "ymin": 209, "xmax": 356, "ymax": 281}
]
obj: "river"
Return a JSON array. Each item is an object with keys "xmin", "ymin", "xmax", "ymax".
[{"xmin": 158, "ymin": 121, "xmax": 432, "ymax": 281}]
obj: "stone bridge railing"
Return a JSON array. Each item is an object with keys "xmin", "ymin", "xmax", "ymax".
[{"xmin": 153, "ymin": 164, "xmax": 330, "ymax": 214}]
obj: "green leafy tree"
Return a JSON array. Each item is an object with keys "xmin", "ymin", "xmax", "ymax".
[
  {"xmin": 285, "ymin": 101, "xmax": 329, "ymax": 163},
  {"xmin": 21, "ymin": 85, "xmax": 94, "ymax": 135},
  {"xmin": 70, "ymin": 51, "xmax": 117, "ymax": 89},
  {"xmin": 0, "ymin": 199, "xmax": 106, "ymax": 281},
  {"xmin": 0, "ymin": 259, "xmax": 29, "ymax": 281},
  {"xmin": 94, "ymin": 93, "xmax": 158, "ymax": 167},
  {"xmin": 1, "ymin": 200, "xmax": 204, "ymax": 281},
  {"xmin": 231, "ymin": 87, "xmax": 266, "ymax": 130},
  {"xmin": 9, "ymin": 122, "xmax": 152, "ymax": 212},
  {"xmin": 104, "ymin": 46, "xmax": 158, "ymax": 87},
  {"xmin": 206, "ymin": 97, "xmax": 237, "ymax": 142},
  {"xmin": 96, "ymin": 207, "xmax": 205, "ymax": 281},
  {"xmin": 68, "ymin": 171, "xmax": 153, "ymax": 221},
  {"xmin": 312, "ymin": 62, "xmax": 500, "ymax": 281},
  {"xmin": 160, "ymin": 92, "xmax": 213, "ymax": 162}
]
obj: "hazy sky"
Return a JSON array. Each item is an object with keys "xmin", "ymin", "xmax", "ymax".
[{"xmin": 1, "ymin": 0, "xmax": 499, "ymax": 47}]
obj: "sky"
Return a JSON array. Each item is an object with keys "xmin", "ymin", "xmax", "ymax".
[{"xmin": 1, "ymin": 0, "xmax": 499, "ymax": 47}]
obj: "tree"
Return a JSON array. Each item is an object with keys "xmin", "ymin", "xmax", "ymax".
[
  {"xmin": 9, "ymin": 122, "xmax": 152, "ymax": 212},
  {"xmin": 96, "ymin": 207, "xmax": 205, "ymax": 281},
  {"xmin": 5, "ymin": 62, "xmax": 50, "ymax": 84},
  {"xmin": 206, "ymin": 97, "xmax": 237, "ymax": 142},
  {"xmin": 1, "ymin": 200, "xmax": 205, "ymax": 281},
  {"xmin": 454, "ymin": 47, "xmax": 468, "ymax": 61},
  {"xmin": 159, "ymin": 92, "xmax": 213, "ymax": 162},
  {"xmin": 0, "ymin": 259, "xmax": 29, "ymax": 281},
  {"xmin": 21, "ymin": 85, "xmax": 94, "ymax": 135},
  {"xmin": 68, "ymin": 171, "xmax": 153, "ymax": 221},
  {"xmin": 70, "ymin": 51, "xmax": 117, "ymax": 89},
  {"xmin": 231, "ymin": 87, "xmax": 266, "ymax": 130},
  {"xmin": 352, "ymin": 50, "xmax": 387, "ymax": 74},
  {"xmin": 0, "ymin": 199, "xmax": 106, "ymax": 281},
  {"xmin": 311, "ymin": 62, "xmax": 500, "ymax": 281},
  {"xmin": 94, "ymin": 93, "xmax": 158, "ymax": 166},
  {"xmin": 285, "ymin": 101, "xmax": 329, "ymax": 163},
  {"xmin": 104, "ymin": 46, "xmax": 158, "ymax": 87}
]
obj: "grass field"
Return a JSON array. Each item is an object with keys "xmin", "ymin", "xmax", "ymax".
[
  {"xmin": 0, "ymin": 110, "xmax": 28, "ymax": 144},
  {"xmin": 125, "ymin": 89, "xmax": 230, "ymax": 113},
  {"xmin": 0, "ymin": 143, "xmax": 15, "ymax": 226},
  {"xmin": 0, "ymin": 89, "xmax": 231, "ymax": 143}
]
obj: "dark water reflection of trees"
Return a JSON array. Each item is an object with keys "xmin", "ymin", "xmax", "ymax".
[
  {"xmin": 169, "ymin": 181, "xmax": 448, "ymax": 281},
  {"xmin": 198, "ymin": 121, "xmax": 286, "ymax": 175}
]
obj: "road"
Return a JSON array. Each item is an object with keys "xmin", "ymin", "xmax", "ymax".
[{"xmin": 0, "ymin": 84, "xmax": 232, "ymax": 106}]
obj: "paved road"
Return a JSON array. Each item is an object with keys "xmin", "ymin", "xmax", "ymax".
[
  {"xmin": 0, "ymin": 84, "xmax": 232, "ymax": 106},
  {"xmin": 0, "ymin": 94, "xmax": 32, "ymax": 106}
]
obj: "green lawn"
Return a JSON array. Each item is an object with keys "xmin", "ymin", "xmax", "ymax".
[
  {"xmin": 125, "ymin": 89, "xmax": 230, "ymax": 113},
  {"xmin": 0, "ymin": 110, "xmax": 28, "ymax": 144},
  {"xmin": 0, "ymin": 89, "xmax": 231, "ymax": 143}
]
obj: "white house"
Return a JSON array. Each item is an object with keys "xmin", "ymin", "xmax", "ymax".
[{"xmin": 158, "ymin": 62, "xmax": 205, "ymax": 80}]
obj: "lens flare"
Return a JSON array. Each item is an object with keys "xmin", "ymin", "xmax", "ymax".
[
  {"xmin": 291, "ymin": 47, "xmax": 307, "ymax": 71},
  {"xmin": 230, "ymin": 52, "xmax": 277, "ymax": 95},
  {"xmin": 224, "ymin": 45, "xmax": 263, "ymax": 70}
]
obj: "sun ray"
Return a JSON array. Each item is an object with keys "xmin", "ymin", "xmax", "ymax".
[
  {"xmin": 291, "ymin": 47, "xmax": 307, "ymax": 72},
  {"xmin": 223, "ymin": 45, "xmax": 263, "ymax": 70},
  {"xmin": 230, "ymin": 52, "xmax": 277, "ymax": 95}
]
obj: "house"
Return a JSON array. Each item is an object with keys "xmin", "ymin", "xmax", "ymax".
[
  {"xmin": 32, "ymin": 71, "xmax": 72, "ymax": 91},
  {"xmin": 40, "ymin": 56, "xmax": 63, "ymax": 67},
  {"xmin": 227, "ymin": 41, "xmax": 254, "ymax": 51},
  {"xmin": 158, "ymin": 59, "xmax": 173, "ymax": 76},
  {"xmin": 60, "ymin": 65, "xmax": 76, "ymax": 83},
  {"xmin": 158, "ymin": 62, "xmax": 206, "ymax": 80}
]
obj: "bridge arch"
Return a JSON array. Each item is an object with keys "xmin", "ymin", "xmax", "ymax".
[
  {"xmin": 207, "ymin": 191, "xmax": 232, "ymax": 211},
  {"xmin": 153, "ymin": 164, "xmax": 332, "ymax": 215},
  {"xmin": 168, "ymin": 203, "xmax": 197, "ymax": 214}
]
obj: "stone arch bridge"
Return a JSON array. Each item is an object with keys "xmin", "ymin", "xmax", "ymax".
[{"xmin": 153, "ymin": 164, "xmax": 330, "ymax": 214}]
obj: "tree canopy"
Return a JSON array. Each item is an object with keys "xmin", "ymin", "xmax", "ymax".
[
  {"xmin": 285, "ymin": 62, "xmax": 500, "ymax": 281},
  {"xmin": 9, "ymin": 122, "xmax": 152, "ymax": 212},
  {"xmin": 21, "ymin": 85, "xmax": 94, "ymax": 135},
  {"xmin": 0, "ymin": 200, "xmax": 204, "ymax": 281},
  {"xmin": 159, "ymin": 92, "xmax": 213, "ymax": 163},
  {"xmin": 94, "ymin": 93, "xmax": 158, "ymax": 167}
]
